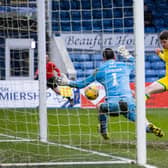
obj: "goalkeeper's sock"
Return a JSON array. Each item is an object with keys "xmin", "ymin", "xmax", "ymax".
[
  {"xmin": 145, "ymin": 94, "xmax": 150, "ymax": 101},
  {"xmin": 97, "ymin": 124, "xmax": 109, "ymax": 140},
  {"xmin": 98, "ymin": 114, "xmax": 107, "ymax": 133}
]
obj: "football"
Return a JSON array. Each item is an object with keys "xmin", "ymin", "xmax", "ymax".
[{"xmin": 84, "ymin": 85, "xmax": 99, "ymax": 100}]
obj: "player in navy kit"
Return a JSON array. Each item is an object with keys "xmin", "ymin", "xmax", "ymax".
[{"xmin": 58, "ymin": 46, "xmax": 164, "ymax": 139}]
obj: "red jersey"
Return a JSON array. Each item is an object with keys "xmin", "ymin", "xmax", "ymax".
[
  {"xmin": 35, "ymin": 61, "xmax": 61, "ymax": 80},
  {"xmin": 46, "ymin": 61, "xmax": 61, "ymax": 79}
]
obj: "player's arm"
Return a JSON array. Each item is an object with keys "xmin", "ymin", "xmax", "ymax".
[
  {"xmin": 69, "ymin": 75, "xmax": 95, "ymax": 89},
  {"xmin": 57, "ymin": 71, "xmax": 96, "ymax": 89},
  {"xmin": 53, "ymin": 63, "xmax": 61, "ymax": 77},
  {"xmin": 34, "ymin": 69, "xmax": 39, "ymax": 80},
  {"xmin": 156, "ymin": 48, "xmax": 167, "ymax": 62}
]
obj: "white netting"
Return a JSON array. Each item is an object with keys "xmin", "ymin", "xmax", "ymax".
[{"xmin": 0, "ymin": 0, "xmax": 138, "ymax": 167}]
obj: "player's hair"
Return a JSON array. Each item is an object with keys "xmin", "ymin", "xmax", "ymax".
[
  {"xmin": 159, "ymin": 30, "xmax": 168, "ymax": 40},
  {"xmin": 103, "ymin": 48, "xmax": 115, "ymax": 60}
]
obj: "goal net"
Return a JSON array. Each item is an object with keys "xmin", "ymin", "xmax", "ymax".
[{"xmin": 0, "ymin": 0, "xmax": 146, "ymax": 167}]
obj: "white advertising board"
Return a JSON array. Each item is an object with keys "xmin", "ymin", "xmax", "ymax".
[
  {"xmin": 62, "ymin": 33, "xmax": 160, "ymax": 51},
  {"xmin": 0, "ymin": 80, "xmax": 80, "ymax": 108}
]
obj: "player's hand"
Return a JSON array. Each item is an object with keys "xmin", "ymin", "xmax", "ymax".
[
  {"xmin": 34, "ymin": 74, "xmax": 38, "ymax": 80},
  {"xmin": 56, "ymin": 74, "xmax": 69, "ymax": 86},
  {"xmin": 155, "ymin": 48, "xmax": 161, "ymax": 55},
  {"xmin": 117, "ymin": 45, "xmax": 130, "ymax": 58}
]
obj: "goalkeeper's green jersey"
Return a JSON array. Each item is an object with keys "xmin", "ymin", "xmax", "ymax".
[{"xmin": 158, "ymin": 49, "xmax": 168, "ymax": 77}]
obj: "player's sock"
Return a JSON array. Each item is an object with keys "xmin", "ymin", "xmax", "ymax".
[
  {"xmin": 98, "ymin": 114, "xmax": 107, "ymax": 133},
  {"xmin": 98, "ymin": 114, "xmax": 109, "ymax": 140},
  {"xmin": 97, "ymin": 122, "xmax": 109, "ymax": 140},
  {"xmin": 145, "ymin": 94, "xmax": 150, "ymax": 101},
  {"xmin": 147, "ymin": 123, "xmax": 164, "ymax": 137}
]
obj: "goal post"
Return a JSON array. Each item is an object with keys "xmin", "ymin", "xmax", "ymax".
[
  {"xmin": 37, "ymin": 0, "xmax": 47, "ymax": 143},
  {"xmin": 134, "ymin": 0, "xmax": 146, "ymax": 165},
  {"xmin": 0, "ymin": 0, "xmax": 152, "ymax": 167}
]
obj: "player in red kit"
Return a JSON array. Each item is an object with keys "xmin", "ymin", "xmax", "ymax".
[{"xmin": 34, "ymin": 55, "xmax": 61, "ymax": 95}]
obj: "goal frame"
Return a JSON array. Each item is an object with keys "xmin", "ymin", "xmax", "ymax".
[{"xmin": 38, "ymin": 0, "xmax": 147, "ymax": 166}]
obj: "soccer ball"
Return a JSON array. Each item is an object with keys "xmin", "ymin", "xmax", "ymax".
[{"xmin": 84, "ymin": 85, "xmax": 99, "ymax": 100}]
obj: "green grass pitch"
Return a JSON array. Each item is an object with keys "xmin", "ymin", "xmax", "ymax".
[{"xmin": 0, "ymin": 108, "xmax": 168, "ymax": 168}]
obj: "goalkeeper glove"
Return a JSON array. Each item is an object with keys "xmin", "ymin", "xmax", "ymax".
[
  {"xmin": 117, "ymin": 45, "xmax": 131, "ymax": 59},
  {"xmin": 56, "ymin": 73, "xmax": 70, "ymax": 86}
]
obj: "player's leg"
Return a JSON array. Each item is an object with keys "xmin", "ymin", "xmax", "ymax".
[
  {"xmin": 53, "ymin": 86, "xmax": 61, "ymax": 95},
  {"xmin": 122, "ymin": 98, "xmax": 165, "ymax": 137},
  {"xmin": 97, "ymin": 99, "xmax": 164, "ymax": 139},
  {"xmin": 122, "ymin": 103, "xmax": 136, "ymax": 122},
  {"xmin": 97, "ymin": 103, "xmax": 109, "ymax": 140},
  {"xmin": 47, "ymin": 77, "xmax": 61, "ymax": 95},
  {"xmin": 145, "ymin": 77, "xmax": 168, "ymax": 100},
  {"xmin": 120, "ymin": 97, "xmax": 136, "ymax": 122},
  {"xmin": 145, "ymin": 78, "xmax": 166, "ymax": 137},
  {"xmin": 97, "ymin": 102, "xmax": 122, "ymax": 140}
]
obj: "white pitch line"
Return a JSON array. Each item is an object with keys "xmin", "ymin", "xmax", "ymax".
[
  {"xmin": 46, "ymin": 140, "xmax": 135, "ymax": 163},
  {"xmin": 0, "ymin": 133, "xmax": 134, "ymax": 163},
  {"xmin": 0, "ymin": 161, "xmax": 134, "ymax": 167},
  {"xmin": 0, "ymin": 133, "xmax": 36, "ymax": 142},
  {"xmin": 0, "ymin": 134, "xmax": 156, "ymax": 168}
]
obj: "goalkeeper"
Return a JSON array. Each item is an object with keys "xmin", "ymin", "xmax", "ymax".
[
  {"xmin": 145, "ymin": 30, "xmax": 168, "ymax": 101},
  {"xmin": 58, "ymin": 46, "xmax": 164, "ymax": 139}
]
